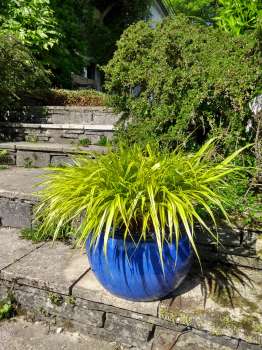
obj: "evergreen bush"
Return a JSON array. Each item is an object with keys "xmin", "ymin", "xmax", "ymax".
[{"xmin": 104, "ymin": 16, "xmax": 261, "ymax": 153}]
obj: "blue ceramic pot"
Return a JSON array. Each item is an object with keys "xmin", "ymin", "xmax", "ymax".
[{"xmin": 86, "ymin": 233, "xmax": 192, "ymax": 301}]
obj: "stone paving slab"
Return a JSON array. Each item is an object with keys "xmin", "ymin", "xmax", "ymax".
[
  {"xmin": 0, "ymin": 142, "xmax": 108, "ymax": 155},
  {"xmin": 0, "ymin": 228, "xmax": 42, "ymax": 271},
  {"xmin": 0, "ymin": 316, "xmax": 121, "ymax": 350},
  {"xmin": 0, "ymin": 232, "xmax": 262, "ymax": 349},
  {"xmin": 159, "ymin": 263, "xmax": 262, "ymax": 345},
  {"xmin": 72, "ymin": 256, "xmax": 160, "ymax": 317},
  {"xmin": 1, "ymin": 242, "xmax": 89, "ymax": 295},
  {"xmin": 0, "ymin": 167, "xmax": 43, "ymax": 195},
  {"xmin": 152, "ymin": 327, "xmax": 240, "ymax": 350},
  {"xmin": 0, "ymin": 123, "xmax": 115, "ymax": 131},
  {"xmin": 0, "ymin": 142, "xmax": 16, "ymax": 150},
  {"xmin": 16, "ymin": 142, "xmax": 65, "ymax": 152}
]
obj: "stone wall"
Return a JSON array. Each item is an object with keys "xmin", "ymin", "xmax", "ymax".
[
  {"xmin": 0, "ymin": 123, "xmax": 114, "ymax": 145},
  {"xmin": 0, "ymin": 106, "xmax": 119, "ymax": 144},
  {"xmin": 2, "ymin": 106, "xmax": 120, "ymax": 125}
]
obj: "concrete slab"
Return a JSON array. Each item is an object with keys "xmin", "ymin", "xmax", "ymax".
[
  {"xmin": 83, "ymin": 125, "xmax": 114, "ymax": 131},
  {"xmin": 0, "ymin": 123, "xmax": 115, "ymax": 130},
  {"xmin": 62, "ymin": 144, "xmax": 108, "ymax": 154},
  {"xmin": 16, "ymin": 142, "xmax": 64, "ymax": 152},
  {"xmin": 152, "ymin": 327, "xmax": 239, "ymax": 350},
  {"xmin": 0, "ymin": 228, "xmax": 42, "ymax": 271},
  {"xmin": 159, "ymin": 263, "xmax": 262, "ymax": 345},
  {"xmin": 0, "ymin": 317, "xmax": 121, "ymax": 350},
  {"xmin": 0, "ymin": 142, "xmax": 108, "ymax": 155},
  {"xmin": 0, "ymin": 143, "xmax": 16, "ymax": 150},
  {"xmin": 1, "ymin": 242, "xmax": 89, "ymax": 295},
  {"xmin": 0, "ymin": 167, "xmax": 43, "ymax": 195},
  {"xmin": 72, "ymin": 258, "xmax": 160, "ymax": 317}
]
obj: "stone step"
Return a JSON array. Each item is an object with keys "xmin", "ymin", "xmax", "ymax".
[
  {"xmin": 0, "ymin": 122, "xmax": 115, "ymax": 144},
  {"xmin": 5, "ymin": 106, "xmax": 121, "ymax": 125},
  {"xmin": 0, "ymin": 227, "xmax": 261, "ymax": 350},
  {"xmin": 0, "ymin": 142, "xmax": 108, "ymax": 167},
  {"xmin": 0, "ymin": 167, "xmax": 44, "ymax": 228}
]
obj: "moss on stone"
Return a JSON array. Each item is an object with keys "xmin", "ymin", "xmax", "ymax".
[
  {"xmin": 159, "ymin": 307, "xmax": 193, "ymax": 326},
  {"xmin": 48, "ymin": 292, "xmax": 64, "ymax": 307},
  {"xmin": 159, "ymin": 307, "xmax": 206, "ymax": 328},
  {"xmin": 211, "ymin": 311, "xmax": 262, "ymax": 339}
]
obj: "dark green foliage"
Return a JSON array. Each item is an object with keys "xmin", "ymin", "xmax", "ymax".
[
  {"xmin": 104, "ymin": 16, "xmax": 261, "ymax": 153},
  {"xmin": 219, "ymin": 172, "xmax": 262, "ymax": 228},
  {"xmin": 0, "ymin": 0, "xmax": 153, "ymax": 87},
  {"xmin": 46, "ymin": 0, "xmax": 153, "ymax": 86},
  {"xmin": 0, "ymin": 34, "xmax": 50, "ymax": 115}
]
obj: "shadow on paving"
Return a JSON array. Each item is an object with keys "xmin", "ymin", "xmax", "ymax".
[
  {"xmin": 167, "ymin": 258, "xmax": 253, "ymax": 308},
  {"xmin": 159, "ymin": 247, "xmax": 262, "ymax": 345}
]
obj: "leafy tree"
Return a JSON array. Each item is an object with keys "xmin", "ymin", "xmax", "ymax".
[
  {"xmin": 46, "ymin": 0, "xmax": 153, "ymax": 86},
  {"xmin": 165, "ymin": 0, "xmax": 262, "ymax": 35},
  {"xmin": 0, "ymin": 0, "xmax": 59, "ymax": 54},
  {"xmin": 215, "ymin": 0, "xmax": 262, "ymax": 35},
  {"xmin": 104, "ymin": 16, "xmax": 261, "ymax": 153},
  {"xmin": 0, "ymin": 0, "xmax": 153, "ymax": 87}
]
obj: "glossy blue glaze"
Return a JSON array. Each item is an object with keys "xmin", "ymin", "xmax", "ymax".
[{"xmin": 86, "ymin": 234, "xmax": 192, "ymax": 301}]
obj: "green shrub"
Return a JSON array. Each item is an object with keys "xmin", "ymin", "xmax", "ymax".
[
  {"xmin": 0, "ymin": 34, "xmax": 49, "ymax": 115},
  {"xmin": 96, "ymin": 136, "xmax": 111, "ymax": 146},
  {"xmin": 104, "ymin": 16, "xmax": 260, "ymax": 154},
  {"xmin": 79, "ymin": 138, "xmax": 91, "ymax": 147},
  {"xmin": 35, "ymin": 139, "xmax": 248, "ymax": 261},
  {"xmin": 218, "ymin": 172, "xmax": 262, "ymax": 228}
]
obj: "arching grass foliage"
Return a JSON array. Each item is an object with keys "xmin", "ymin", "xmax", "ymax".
[{"xmin": 35, "ymin": 139, "xmax": 249, "ymax": 262}]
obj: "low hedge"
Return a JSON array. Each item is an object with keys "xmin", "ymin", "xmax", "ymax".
[{"xmin": 25, "ymin": 89, "xmax": 107, "ymax": 107}]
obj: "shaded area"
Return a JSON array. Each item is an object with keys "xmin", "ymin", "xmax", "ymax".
[{"xmin": 160, "ymin": 249, "xmax": 262, "ymax": 344}]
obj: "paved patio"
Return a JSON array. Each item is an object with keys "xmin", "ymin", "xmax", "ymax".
[{"xmin": 0, "ymin": 227, "xmax": 261, "ymax": 349}]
